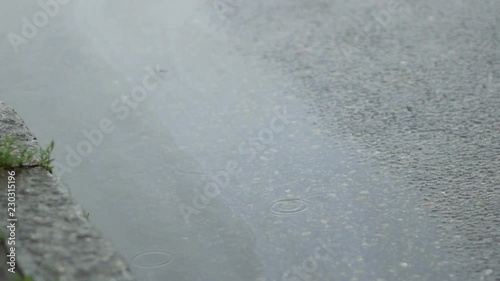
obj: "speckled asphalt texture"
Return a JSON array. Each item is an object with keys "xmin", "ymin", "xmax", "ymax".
[
  {"xmin": 0, "ymin": 0, "xmax": 498, "ymax": 280},
  {"xmin": 218, "ymin": 0, "xmax": 499, "ymax": 280}
]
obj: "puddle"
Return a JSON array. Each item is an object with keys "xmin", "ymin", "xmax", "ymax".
[
  {"xmin": 131, "ymin": 251, "xmax": 173, "ymax": 269},
  {"xmin": 270, "ymin": 198, "xmax": 309, "ymax": 215},
  {"xmin": 1, "ymin": 0, "xmax": 457, "ymax": 280}
]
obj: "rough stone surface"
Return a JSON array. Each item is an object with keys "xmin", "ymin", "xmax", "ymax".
[
  {"xmin": 0, "ymin": 102, "xmax": 136, "ymax": 281},
  {"xmin": 0, "ymin": 101, "xmax": 40, "ymax": 166}
]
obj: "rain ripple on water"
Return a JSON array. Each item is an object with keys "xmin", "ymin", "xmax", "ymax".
[{"xmin": 270, "ymin": 198, "xmax": 309, "ymax": 215}]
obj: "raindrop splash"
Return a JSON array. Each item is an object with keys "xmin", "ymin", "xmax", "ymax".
[
  {"xmin": 131, "ymin": 251, "xmax": 173, "ymax": 269},
  {"xmin": 270, "ymin": 198, "xmax": 308, "ymax": 215}
]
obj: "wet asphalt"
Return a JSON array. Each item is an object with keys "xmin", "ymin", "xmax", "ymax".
[
  {"xmin": 0, "ymin": 0, "xmax": 499, "ymax": 280},
  {"xmin": 221, "ymin": 0, "xmax": 500, "ymax": 279}
]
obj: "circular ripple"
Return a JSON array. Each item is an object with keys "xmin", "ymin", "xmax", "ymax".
[
  {"xmin": 131, "ymin": 251, "xmax": 173, "ymax": 269},
  {"xmin": 270, "ymin": 198, "xmax": 309, "ymax": 215}
]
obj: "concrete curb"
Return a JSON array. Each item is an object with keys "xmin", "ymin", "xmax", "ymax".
[{"xmin": 0, "ymin": 101, "xmax": 136, "ymax": 281}]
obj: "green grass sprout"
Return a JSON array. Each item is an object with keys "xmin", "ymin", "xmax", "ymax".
[{"xmin": 0, "ymin": 135, "xmax": 55, "ymax": 172}]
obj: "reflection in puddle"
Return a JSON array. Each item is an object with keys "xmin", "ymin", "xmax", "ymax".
[
  {"xmin": 270, "ymin": 198, "xmax": 309, "ymax": 215},
  {"xmin": 131, "ymin": 251, "xmax": 173, "ymax": 269}
]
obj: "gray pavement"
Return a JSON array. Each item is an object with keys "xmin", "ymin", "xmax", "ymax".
[
  {"xmin": 0, "ymin": 0, "xmax": 499, "ymax": 280},
  {"xmin": 225, "ymin": 0, "xmax": 500, "ymax": 279}
]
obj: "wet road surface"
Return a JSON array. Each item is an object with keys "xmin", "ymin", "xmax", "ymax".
[{"xmin": 1, "ymin": 0, "xmax": 499, "ymax": 280}]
